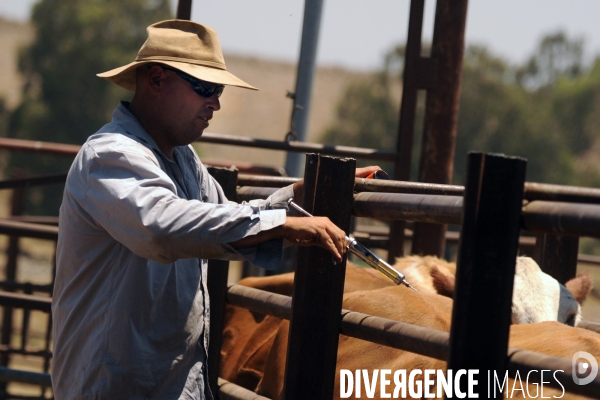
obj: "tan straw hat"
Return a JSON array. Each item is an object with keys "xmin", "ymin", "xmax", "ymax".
[{"xmin": 97, "ymin": 19, "xmax": 257, "ymax": 92}]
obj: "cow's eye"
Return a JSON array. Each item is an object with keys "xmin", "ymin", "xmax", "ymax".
[{"xmin": 565, "ymin": 314, "xmax": 576, "ymax": 327}]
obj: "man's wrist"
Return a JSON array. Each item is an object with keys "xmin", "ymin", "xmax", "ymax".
[{"xmin": 292, "ymin": 181, "xmax": 303, "ymax": 203}]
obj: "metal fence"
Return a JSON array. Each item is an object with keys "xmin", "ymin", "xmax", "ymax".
[
  {"xmin": 208, "ymin": 153, "xmax": 600, "ymax": 399},
  {"xmin": 1, "ymin": 141, "xmax": 600, "ymax": 398}
]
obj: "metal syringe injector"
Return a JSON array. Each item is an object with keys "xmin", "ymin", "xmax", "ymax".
[{"xmin": 287, "ymin": 199, "xmax": 417, "ymax": 291}]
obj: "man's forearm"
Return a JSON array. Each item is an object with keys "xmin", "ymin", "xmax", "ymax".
[{"xmin": 229, "ymin": 225, "xmax": 284, "ymax": 249}]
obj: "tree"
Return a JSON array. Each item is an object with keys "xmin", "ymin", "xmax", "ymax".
[
  {"xmin": 7, "ymin": 0, "xmax": 172, "ymax": 215},
  {"xmin": 516, "ymin": 31, "xmax": 584, "ymax": 90},
  {"xmin": 319, "ymin": 32, "xmax": 599, "ymax": 187},
  {"xmin": 320, "ymin": 72, "xmax": 399, "ymax": 171},
  {"xmin": 454, "ymin": 46, "xmax": 575, "ymax": 185}
]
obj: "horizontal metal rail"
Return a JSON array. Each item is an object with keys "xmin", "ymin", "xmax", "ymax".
[
  {"xmin": 8, "ymin": 215, "xmax": 59, "ymax": 226},
  {"xmin": 218, "ymin": 378, "xmax": 271, "ymax": 400},
  {"xmin": 353, "ymin": 192, "xmax": 464, "ymax": 225},
  {"xmin": 0, "ymin": 366, "xmax": 51, "ymax": 386},
  {"xmin": 0, "ymin": 281, "xmax": 53, "ymax": 294},
  {"xmin": 0, "ymin": 137, "xmax": 79, "ymax": 157},
  {"xmin": 521, "ymin": 201, "xmax": 600, "ymax": 237},
  {"xmin": 0, "ymin": 134, "xmax": 397, "ymax": 162},
  {"xmin": 507, "ymin": 348, "xmax": 600, "ymax": 399},
  {"xmin": 204, "ymin": 158, "xmax": 285, "ymax": 177},
  {"xmin": 238, "ymin": 174, "xmax": 299, "ymax": 188},
  {"xmin": 237, "ymin": 174, "xmax": 600, "ymax": 204},
  {"xmin": 0, "ymin": 219, "xmax": 58, "ymax": 240},
  {"xmin": 578, "ymin": 254, "xmax": 600, "ymax": 265},
  {"xmin": 226, "ymin": 285, "xmax": 600, "ymax": 398},
  {"xmin": 354, "ymin": 193, "xmax": 600, "ymax": 238},
  {"xmin": 524, "ymin": 182, "xmax": 600, "ymax": 203},
  {"xmin": 198, "ymin": 132, "xmax": 398, "ymax": 162},
  {"xmin": 227, "ymin": 285, "xmax": 292, "ymax": 320},
  {"xmin": 339, "ymin": 309, "xmax": 449, "ymax": 361},
  {"xmin": 355, "ymin": 178, "xmax": 464, "ymax": 196},
  {"xmin": 0, "ymin": 291, "xmax": 51, "ymax": 312},
  {"xmin": 237, "ymin": 188, "xmax": 600, "ymax": 237},
  {"xmin": 0, "ymin": 346, "xmax": 53, "ymax": 359},
  {"xmin": 0, "ymin": 173, "xmax": 68, "ymax": 190},
  {"xmin": 0, "ymin": 142, "xmax": 597, "ymax": 202},
  {"xmin": 1, "ymin": 187, "xmax": 599, "ymax": 242},
  {"xmin": 578, "ymin": 320, "xmax": 600, "ymax": 334}
]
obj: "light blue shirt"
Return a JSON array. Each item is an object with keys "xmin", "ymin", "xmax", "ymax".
[{"xmin": 52, "ymin": 102, "xmax": 293, "ymax": 399}]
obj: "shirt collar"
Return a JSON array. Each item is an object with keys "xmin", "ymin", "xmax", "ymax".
[
  {"xmin": 111, "ymin": 101, "xmax": 192, "ymax": 164},
  {"xmin": 111, "ymin": 101, "xmax": 163, "ymax": 153}
]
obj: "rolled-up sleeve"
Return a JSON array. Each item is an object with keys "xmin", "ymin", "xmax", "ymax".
[{"xmin": 75, "ymin": 142, "xmax": 287, "ymax": 267}]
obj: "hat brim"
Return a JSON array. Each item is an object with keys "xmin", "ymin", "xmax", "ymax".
[{"xmin": 97, "ymin": 60, "xmax": 258, "ymax": 92}]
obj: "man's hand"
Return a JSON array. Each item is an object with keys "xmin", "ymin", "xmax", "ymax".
[
  {"xmin": 280, "ymin": 216, "xmax": 348, "ymax": 263},
  {"xmin": 355, "ymin": 165, "xmax": 383, "ymax": 178},
  {"xmin": 229, "ymin": 216, "xmax": 348, "ymax": 263}
]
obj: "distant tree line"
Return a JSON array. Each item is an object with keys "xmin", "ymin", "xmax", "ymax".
[
  {"xmin": 3, "ymin": 0, "xmax": 172, "ymax": 215},
  {"xmin": 321, "ymin": 32, "xmax": 600, "ymax": 188},
  {"xmin": 2, "ymin": 4, "xmax": 599, "ymax": 218}
]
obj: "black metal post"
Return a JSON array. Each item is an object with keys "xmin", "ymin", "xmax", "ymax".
[
  {"xmin": 206, "ymin": 166, "xmax": 237, "ymax": 399},
  {"xmin": 447, "ymin": 153, "xmax": 526, "ymax": 398},
  {"xmin": 284, "ymin": 0, "xmax": 325, "ymax": 177},
  {"xmin": 0, "ymin": 183, "xmax": 24, "ymax": 382},
  {"xmin": 412, "ymin": 0, "xmax": 469, "ymax": 258},
  {"xmin": 283, "ymin": 154, "xmax": 356, "ymax": 400},
  {"xmin": 534, "ymin": 234, "xmax": 579, "ymax": 284},
  {"xmin": 388, "ymin": 0, "xmax": 428, "ymax": 263},
  {"xmin": 176, "ymin": 0, "xmax": 192, "ymax": 20}
]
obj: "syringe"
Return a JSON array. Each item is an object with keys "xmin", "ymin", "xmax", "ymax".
[{"xmin": 287, "ymin": 199, "xmax": 417, "ymax": 291}]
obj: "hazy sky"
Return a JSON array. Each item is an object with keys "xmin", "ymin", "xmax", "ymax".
[{"xmin": 1, "ymin": 0, "xmax": 599, "ymax": 71}]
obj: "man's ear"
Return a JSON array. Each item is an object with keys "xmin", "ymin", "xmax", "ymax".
[{"xmin": 143, "ymin": 65, "xmax": 168, "ymax": 95}]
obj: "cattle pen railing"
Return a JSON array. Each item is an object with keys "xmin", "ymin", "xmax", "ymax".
[
  {"xmin": 208, "ymin": 153, "xmax": 600, "ymax": 400},
  {"xmin": 1, "ymin": 147, "xmax": 600, "ymax": 398}
]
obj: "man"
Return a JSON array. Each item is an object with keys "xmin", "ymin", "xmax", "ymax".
[{"xmin": 52, "ymin": 20, "xmax": 378, "ymax": 399}]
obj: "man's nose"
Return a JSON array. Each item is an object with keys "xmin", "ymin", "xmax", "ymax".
[{"xmin": 207, "ymin": 94, "xmax": 220, "ymax": 111}]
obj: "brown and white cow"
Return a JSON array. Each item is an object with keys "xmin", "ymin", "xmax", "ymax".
[
  {"xmin": 220, "ymin": 262, "xmax": 598, "ymax": 400},
  {"xmin": 397, "ymin": 256, "xmax": 592, "ymax": 326}
]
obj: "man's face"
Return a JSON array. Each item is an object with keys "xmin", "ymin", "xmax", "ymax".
[{"xmin": 156, "ymin": 66, "xmax": 221, "ymax": 148}]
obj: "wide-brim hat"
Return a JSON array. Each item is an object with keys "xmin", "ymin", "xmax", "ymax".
[{"xmin": 97, "ymin": 19, "xmax": 257, "ymax": 92}]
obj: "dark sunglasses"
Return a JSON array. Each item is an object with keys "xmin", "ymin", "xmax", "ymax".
[{"xmin": 163, "ymin": 67, "xmax": 224, "ymax": 98}]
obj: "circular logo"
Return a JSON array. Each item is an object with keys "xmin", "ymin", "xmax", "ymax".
[{"xmin": 572, "ymin": 351, "xmax": 599, "ymax": 385}]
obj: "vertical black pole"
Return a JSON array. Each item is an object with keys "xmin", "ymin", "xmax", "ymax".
[
  {"xmin": 447, "ymin": 152, "xmax": 526, "ymax": 398},
  {"xmin": 206, "ymin": 166, "xmax": 238, "ymax": 399},
  {"xmin": 176, "ymin": 0, "xmax": 192, "ymax": 20},
  {"xmin": 534, "ymin": 234, "xmax": 579, "ymax": 284},
  {"xmin": 283, "ymin": 154, "xmax": 356, "ymax": 400},
  {"xmin": 388, "ymin": 0, "xmax": 427, "ymax": 263},
  {"xmin": 284, "ymin": 0, "xmax": 325, "ymax": 177},
  {"xmin": 0, "ymin": 182, "xmax": 24, "ymax": 390},
  {"xmin": 412, "ymin": 0, "xmax": 469, "ymax": 258}
]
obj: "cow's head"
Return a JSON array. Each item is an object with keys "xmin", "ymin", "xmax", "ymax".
[{"xmin": 430, "ymin": 257, "xmax": 592, "ymax": 326}]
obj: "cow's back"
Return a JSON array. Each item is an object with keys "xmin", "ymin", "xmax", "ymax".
[{"xmin": 220, "ymin": 264, "xmax": 394, "ymax": 389}]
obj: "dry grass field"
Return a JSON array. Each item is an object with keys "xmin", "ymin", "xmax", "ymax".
[
  {"xmin": 0, "ymin": 18, "xmax": 373, "ymax": 171},
  {"xmin": 0, "ymin": 17, "xmax": 33, "ymax": 110}
]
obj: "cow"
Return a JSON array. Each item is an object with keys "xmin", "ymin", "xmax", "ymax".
[
  {"xmin": 220, "ymin": 261, "xmax": 598, "ymax": 400},
  {"xmin": 398, "ymin": 256, "xmax": 592, "ymax": 326}
]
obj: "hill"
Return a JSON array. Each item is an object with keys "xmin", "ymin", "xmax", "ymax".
[
  {"xmin": 0, "ymin": 17, "xmax": 34, "ymax": 109},
  {"xmin": 0, "ymin": 18, "xmax": 371, "ymax": 170}
]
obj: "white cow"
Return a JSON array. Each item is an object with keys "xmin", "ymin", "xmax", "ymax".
[{"xmin": 396, "ymin": 255, "xmax": 592, "ymax": 326}]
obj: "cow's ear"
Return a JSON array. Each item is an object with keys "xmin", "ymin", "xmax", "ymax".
[
  {"xmin": 431, "ymin": 266, "xmax": 455, "ymax": 299},
  {"xmin": 565, "ymin": 271, "xmax": 593, "ymax": 304}
]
